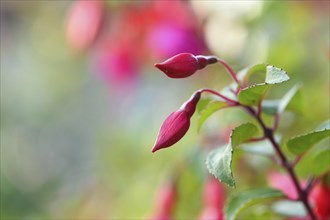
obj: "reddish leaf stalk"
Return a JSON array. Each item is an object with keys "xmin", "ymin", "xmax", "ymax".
[
  {"xmin": 198, "ymin": 88, "xmax": 238, "ymax": 105},
  {"xmin": 291, "ymin": 154, "xmax": 303, "ymax": 167},
  {"xmin": 305, "ymin": 176, "xmax": 316, "ymax": 194},
  {"xmin": 244, "ymin": 106, "xmax": 317, "ymax": 220},
  {"xmin": 216, "ymin": 58, "xmax": 240, "ymax": 90},
  {"xmin": 272, "ymin": 113, "xmax": 280, "ymax": 131}
]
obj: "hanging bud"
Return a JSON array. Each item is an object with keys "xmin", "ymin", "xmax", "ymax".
[
  {"xmin": 154, "ymin": 53, "xmax": 217, "ymax": 78},
  {"xmin": 151, "ymin": 91, "xmax": 201, "ymax": 153}
]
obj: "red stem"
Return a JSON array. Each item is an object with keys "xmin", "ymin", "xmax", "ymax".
[
  {"xmin": 244, "ymin": 106, "xmax": 317, "ymax": 220},
  {"xmin": 199, "ymin": 88, "xmax": 238, "ymax": 105},
  {"xmin": 272, "ymin": 113, "xmax": 280, "ymax": 131},
  {"xmin": 216, "ymin": 58, "xmax": 240, "ymax": 91}
]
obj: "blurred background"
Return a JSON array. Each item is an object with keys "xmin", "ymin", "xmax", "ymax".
[{"xmin": 1, "ymin": 1, "xmax": 329, "ymax": 219}]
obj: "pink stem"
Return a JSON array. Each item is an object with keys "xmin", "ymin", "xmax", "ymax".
[
  {"xmin": 272, "ymin": 113, "xmax": 280, "ymax": 131},
  {"xmin": 216, "ymin": 58, "xmax": 240, "ymax": 90},
  {"xmin": 198, "ymin": 88, "xmax": 238, "ymax": 105}
]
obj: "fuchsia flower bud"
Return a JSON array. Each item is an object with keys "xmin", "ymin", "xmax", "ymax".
[
  {"xmin": 155, "ymin": 53, "xmax": 217, "ymax": 78},
  {"xmin": 151, "ymin": 91, "xmax": 201, "ymax": 153}
]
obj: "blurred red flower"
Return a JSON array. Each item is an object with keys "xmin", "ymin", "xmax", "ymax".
[
  {"xmin": 309, "ymin": 182, "xmax": 330, "ymax": 219},
  {"xmin": 268, "ymin": 172, "xmax": 330, "ymax": 219},
  {"xmin": 148, "ymin": 180, "xmax": 177, "ymax": 220},
  {"xmin": 64, "ymin": 0, "xmax": 208, "ymax": 90}
]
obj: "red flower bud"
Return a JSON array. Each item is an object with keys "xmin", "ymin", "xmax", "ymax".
[
  {"xmin": 154, "ymin": 53, "xmax": 216, "ymax": 78},
  {"xmin": 310, "ymin": 183, "xmax": 330, "ymax": 219},
  {"xmin": 151, "ymin": 91, "xmax": 201, "ymax": 153}
]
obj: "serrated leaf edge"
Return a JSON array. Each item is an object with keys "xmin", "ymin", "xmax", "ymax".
[
  {"xmin": 265, "ymin": 65, "xmax": 290, "ymax": 84},
  {"xmin": 205, "ymin": 144, "xmax": 235, "ymax": 188},
  {"xmin": 230, "ymin": 122, "xmax": 258, "ymax": 147},
  {"xmin": 238, "ymin": 83, "xmax": 270, "ymax": 106},
  {"xmin": 287, "ymin": 129, "xmax": 330, "ymax": 147}
]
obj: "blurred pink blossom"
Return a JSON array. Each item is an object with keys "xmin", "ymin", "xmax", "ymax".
[
  {"xmin": 94, "ymin": 41, "xmax": 138, "ymax": 91},
  {"xmin": 148, "ymin": 180, "xmax": 177, "ymax": 220},
  {"xmin": 66, "ymin": 0, "xmax": 104, "ymax": 51},
  {"xmin": 147, "ymin": 24, "xmax": 205, "ymax": 59},
  {"xmin": 87, "ymin": 1, "xmax": 206, "ymax": 90},
  {"xmin": 198, "ymin": 176, "xmax": 225, "ymax": 220},
  {"xmin": 268, "ymin": 172, "xmax": 305, "ymax": 200}
]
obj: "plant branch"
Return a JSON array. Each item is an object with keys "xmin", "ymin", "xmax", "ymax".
[{"xmin": 244, "ymin": 106, "xmax": 317, "ymax": 220}]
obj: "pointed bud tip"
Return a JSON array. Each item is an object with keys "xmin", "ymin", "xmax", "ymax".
[
  {"xmin": 151, "ymin": 145, "xmax": 159, "ymax": 153},
  {"xmin": 154, "ymin": 63, "xmax": 166, "ymax": 73}
]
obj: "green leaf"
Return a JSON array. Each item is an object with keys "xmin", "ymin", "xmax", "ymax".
[
  {"xmin": 205, "ymin": 123, "xmax": 257, "ymax": 188},
  {"xmin": 231, "ymin": 123, "xmax": 258, "ymax": 147},
  {"xmin": 206, "ymin": 144, "xmax": 235, "ymax": 188},
  {"xmin": 278, "ymin": 84, "xmax": 301, "ymax": 114},
  {"xmin": 265, "ymin": 65, "xmax": 290, "ymax": 84},
  {"xmin": 285, "ymin": 87, "xmax": 302, "ymax": 114},
  {"xmin": 287, "ymin": 129, "xmax": 330, "ymax": 154},
  {"xmin": 196, "ymin": 98, "xmax": 211, "ymax": 114},
  {"xmin": 272, "ymin": 200, "xmax": 306, "ymax": 217},
  {"xmin": 312, "ymin": 148, "xmax": 330, "ymax": 175},
  {"xmin": 237, "ymin": 63, "xmax": 266, "ymax": 83},
  {"xmin": 237, "ymin": 83, "xmax": 269, "ymax": 106},
  {"xmin": 261, "ymin": 84, "xmax": 302, "ymax": 115},
  {"xmin": 224, "ymin": 188, "xmax": 284, "ymax": 220},
  {"xmin": 197, "ymin": 101, "xmax": 227, "ymax": 132}
]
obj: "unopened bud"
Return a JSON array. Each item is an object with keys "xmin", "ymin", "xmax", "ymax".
[
  {"xmin": 155, "ymin": 53, "xmax": 215, "ymax": 78},
  {"xmin": 151, "ymin": 91, "xmax": 201, "ymax": 153}
]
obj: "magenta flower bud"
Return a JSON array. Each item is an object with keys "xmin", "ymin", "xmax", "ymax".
[
  {"xmin": 151, "ymin": 91, "xmax": 201, "ymax": 153},
  {"xmin": 154, "ymin": 53, "xmax": 215, "ymax": 78}
]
